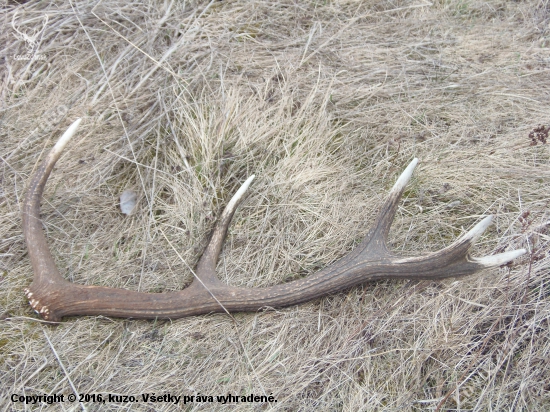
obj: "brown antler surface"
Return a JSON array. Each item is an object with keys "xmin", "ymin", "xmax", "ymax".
[{"xmin": 23, "ymin": 119, "xmax": 526, "ymax": 321}]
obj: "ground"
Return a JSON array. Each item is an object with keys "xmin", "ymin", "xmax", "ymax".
[{"xmin": 1, "ymin": 0, "xmax": 549, "ymax": 410}]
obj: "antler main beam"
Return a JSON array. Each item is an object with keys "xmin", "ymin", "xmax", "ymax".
[{"xmin": 22, "ymin": 119, "xmax": 526, "ymax": 321}]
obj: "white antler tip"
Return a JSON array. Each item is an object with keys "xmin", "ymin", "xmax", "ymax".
[
  {"xmin": 473, "ymin": 249, "xmax": 527, "ymax": 267},
  {"xmin": 236, "ymin": 175, "xmax": 255, "ymax": 197},
  {"xmin": 466, "ymin": 215, "xmax": 493, "ymax": 240},
  {"xmin": 223, "ymin": 175, "xmax": 255, "ymax": 214},
  {"xmin": 391, "ymin": 158, "xmax": 419, "ymax": 192},
  {"xmin": 51, "ymin": 118, "xmax": 82, "ymax": 156}
]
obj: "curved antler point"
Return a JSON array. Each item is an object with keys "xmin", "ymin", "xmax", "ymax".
[
  {"xmin": 51, "ymin": 118, "xmax": 82, "ymax": 156},
  {"xmin": 223, "ymin": 174, "xmax": 255, "ymax": 215},
  {"xmin": 464, "ymin": 215, "xmax": 493, "ymax": 243},
  {"xmin": 391, "ymin": 157, "xmax": 419, "ymax": 193},
  {"xmin": 472, "ymin": 248, "xmax": 527, "ymax": 267}
]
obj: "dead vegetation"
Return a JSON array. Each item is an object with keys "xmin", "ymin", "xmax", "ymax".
[{"xmin": 1, "ymin": 0, "xmax": 549, "ymax": 410}]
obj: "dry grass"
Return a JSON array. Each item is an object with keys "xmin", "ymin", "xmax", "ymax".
[{"xmin": 1, "ymin": 0, "xmax": 549, "ymax": 410}]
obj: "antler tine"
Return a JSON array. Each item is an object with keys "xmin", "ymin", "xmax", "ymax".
[
  {"xmin": 356, "ymin": 158, "xmax": 419, "ymax": 257},
  {"xmin": 386, "ymin": 215, "xmax": 525, "ymax": 280},
  {"xmin": 23, "ymin": 119, "xmax": 82, "ymax": 286},
  {"xmin": 22, "ymin": 120, "xmax": 526, "ymax": 321},
  {"xmin": 376, "ymin": 158, "xmax": 419, "ymax": 241},
  {"xmin": 194, "ymin": 175, "xmax": 255, "ymax": 287}
]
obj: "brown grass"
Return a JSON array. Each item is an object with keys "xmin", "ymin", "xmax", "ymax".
[{"xmin": 1, "ymin": 0, "xmax": 549, "ymax": 410}]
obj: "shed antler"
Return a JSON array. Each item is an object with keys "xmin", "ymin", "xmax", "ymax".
[{"xmin": 23, "ymin": 119, "xmax": 526, "ymax": 321}]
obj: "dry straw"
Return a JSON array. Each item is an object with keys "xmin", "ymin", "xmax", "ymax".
[{"xmin": 1, "ymin": 0, "xmax": 549, "ymax": 410}]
